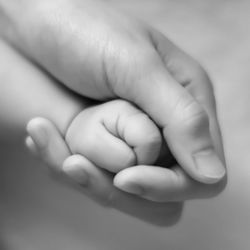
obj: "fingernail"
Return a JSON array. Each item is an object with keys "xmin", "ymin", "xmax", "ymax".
[
  {"xmin": 116, "ymin": 181, "xmax": 145, "ymax": 196},
  {"xmin": 26, "ymin": 124, "xmax": 48, "ymax": 148},
  {"xmin": 193, "ymin": 149, "xmax": 226, "ymax": 184},
  {"xmin": 63, "ymin": 163, "xmax": 89, "ymax": 186}
]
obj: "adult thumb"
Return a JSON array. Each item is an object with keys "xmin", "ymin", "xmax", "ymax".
[{"xmin": 114, "ymin": 51, "xmax": 225, "ymax": 184}]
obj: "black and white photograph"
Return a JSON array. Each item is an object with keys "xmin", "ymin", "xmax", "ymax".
[{"xmin": 0, "ymin": 0, "xmax": 249, "ymax": 249}]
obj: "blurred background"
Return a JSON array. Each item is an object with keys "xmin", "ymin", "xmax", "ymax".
[{"xmin": 1, "ymin": 0, "xmax": 250, "ymax": 249}]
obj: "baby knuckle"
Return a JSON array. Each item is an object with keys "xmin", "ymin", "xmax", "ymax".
[
  {"xmin": 127, "ymin": 112, "xmax": 147, "ymax": 127},
  {"xmin": 144, "ymin": 131, "xmax": 162, "ymax": 151},
  {"xmin": 124, "ymin": 151, "xmax": 137, "ymax": 167},
  {"xmin": 147, "ymin": 126, "xmax": 162, "ymax": 144},
  {"xmin": 127, "ymin": 112, "xmax": 162, "ymax": 147}
]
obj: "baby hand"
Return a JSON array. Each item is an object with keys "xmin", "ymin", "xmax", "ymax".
[{"xmin": 65, "ymin": 100, "xmax": 162, "ymax": 173}]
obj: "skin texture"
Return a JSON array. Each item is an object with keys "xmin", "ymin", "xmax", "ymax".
[
  {"xmin": 65, "ymin": 100, "xmax": 162, "ymax": 173},
  {"xmin": 0, "ymin": 39, "xmax": 181, "ymax": 226},
  {"xmin": 0, "ymin": 0, "xmax": 227, "ymax": 224},
  {"xmin": 0, "ymin": 39, "xmax": 84, "ymax": 135}
]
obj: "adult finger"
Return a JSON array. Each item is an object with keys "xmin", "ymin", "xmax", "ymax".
[
  {"xmin": 114, "ymin": 48, "xmax": 225, "ymax": 184},
  {"xmin": 114, "ymin": 164, "xmax": 226, "ymax": 202},
  {"xmin": 150, "ymin": 29, "xmax": 225, "ymax": 162},
  {"xmin": 26, "ymin": 118, "xmax": 183, "ymax": 226},
  {"xmin": 62, "ymin": 154, "xmax": 183, "ymax": 226},
  {"xmin": 114, "ymin": 31, "xmax": 227, "ymax": 198},
  {"xmin": 3, "ymin": 1, "xmax": 226, "ymax": 183},
  {"xmin": 26, "ymin": 117, "xmax": 71, "ymax": 172}
]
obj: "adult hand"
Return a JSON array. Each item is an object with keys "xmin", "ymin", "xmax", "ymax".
[
  {"xmin": 0, "ymin": 36, "xmax": 182, "ymax": 227},
  {"xmin": 26, "ymin": 118, "xmax": 183, "ymax": 226},
  {"xmin": 1, "ymin": 0, "xmax": 226, "ymax": 201}
]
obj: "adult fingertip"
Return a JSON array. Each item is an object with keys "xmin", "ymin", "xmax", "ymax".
[
  {"xmin": 114, "ymin": 170, "xmax": 145, "ymax": 196},
  {"xmin": 193, "ymin": 148, "xmax": 226, "ymax": 184},
  {"xmin": 25, "ymin": 136, "xmax": 38, "ymax": 155},
  {"xmin": 26, "ymin": 118, "xmax": 49, "ymax": 149},
  {"xmin": 26, "ymin": 117, "xmax": 48, "ymax": 132},
  {"xmin": 62, "ymin": 157, "xmax": 89, "ymax": 186}
]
